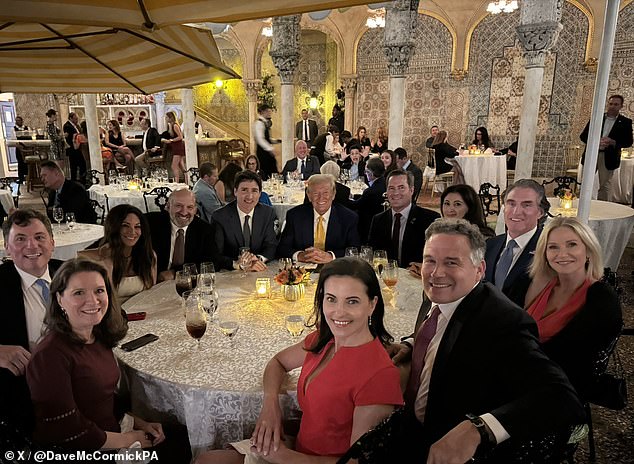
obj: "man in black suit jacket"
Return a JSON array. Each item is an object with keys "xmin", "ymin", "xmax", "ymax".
[
  {"xmin": 145, "ymin": 188, "xmax": 221, "ymax": 281},
  {"xmin": 281, "ymin": 140, "xmax": 321, "ymax": 181},
  {"xmin": 134, "ymin": 117, "xmax": 163, "ymax": 174},
  {"xmin": 352, "ymin": 157, "xmax": 386, "ymax": 243},
  {"xmin": 211, "ymin": 170, "xmax": 278, "ymax": 271},
  {"xmin": 368, "ymin": 170, "xmax": 439, "ymax": 267},
  {"xmin": 295, "ymin": 109, "xmax": 318, "ymax": 146},
  {"xmin": 484, "ymin": 179, "xmax": 547, "ymax": 307},
  {"xmin": 62, "ymin": 112, "xmax": 87, "ymax": 184},
  {"xmin": 391, "ymin": 219, "xmax": 583, "ymax": 462},
  {"xmin": 394, "ymin": 147, "xmax": 423, "ymax": 203},
  {"xmin": 580, "ymin": 94, "xmax": 633, "ymax": 201},
  {"xmin": 0, "ymin": 210, "xmax": 62, "ymax": 434},
  {"xmin": 277, "ymin": 174, "xmax": 360, "ymax": 263},
  {"xmin": 40, "ymin": 160, "xmax": 97, "ymax": 224}
]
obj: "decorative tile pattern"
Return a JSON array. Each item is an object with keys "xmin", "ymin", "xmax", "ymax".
[
  {"xmin": 610, "ymin": 3, "xmax": 634, "ymax": 117},
  {"xmin": 14, "ymin": 94, "xmax": 57, "ymax": 131}
]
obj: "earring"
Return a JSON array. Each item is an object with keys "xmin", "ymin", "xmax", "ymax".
[
  {"xmin": 586, "ymin": 257, "xmax": 590, "ymax": 265},
  {"xmin": 61, "ymin": 307, "xmax": 68, "ymax": 318},
  {"xmin": 368, "ymin": 315, "xmax": 372, "ymax": 326}
]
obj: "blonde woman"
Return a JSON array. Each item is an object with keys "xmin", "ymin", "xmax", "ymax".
[{"xmin": 165, "ymin": 111, "xmax": 186, "ymax": 182}]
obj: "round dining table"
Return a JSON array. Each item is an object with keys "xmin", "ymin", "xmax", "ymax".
[
  {"xmin": 454, "ymin": 154, "xmax": 507, "ymax": 191},
  {"xmin": 495, "ymin": 198, "xmax": 634, "ymax": 270},
  {"xmin": 88, "ymin": 183, "xmax": 184, "ymax": 213},
  {"xmin": 0, "ymin": 223, "xmax": 104, "ymax": 260},
  {"xmin": 578, "ymin": 156, "xmax": 634, "ymax": 204},
  {"xmin": 117, "ymin": 265, "xmax": 422, "ymax": 456}
]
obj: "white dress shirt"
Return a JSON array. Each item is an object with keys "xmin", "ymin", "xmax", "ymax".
[
  {"xmin": 254, "ymin": 117, "xmax": 274, "ymax": 152},
  {"xmin": 16, "ymin": 266, "xmax": 52, "ymax": 351}
]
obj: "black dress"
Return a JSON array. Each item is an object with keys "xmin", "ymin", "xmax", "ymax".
[{"xmin": 432, "ymin": 142, "xmax": 458, "ymax": 175}]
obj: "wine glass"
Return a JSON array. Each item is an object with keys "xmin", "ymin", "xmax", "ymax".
[
  {"xmin": 185, "ymin": 296, "xmax": 207, "ymax": 350},
  {"xmin": 183, "ymin": 263, "xmax": 198, "ymax": 288},
  {"xmin": 200, "ymin": 262, "xmax": 216, "ymax": 286},
  {"xmin": 197, "ymin": 273, "xmax": 213, "ymax": 292},
  {"xmin": 238, "ymin": 247, "xmax": 250, "ymax": 278},
  {"xmin": 373, "ymin": 250, "xmax": 388, "ymax": 276},
  {"xmin": 285, "ymin": 315, "xmax": 305, "ymax": 338},
  {"xmin": 381, "ymin": 260, "xmax": 400, "ymax": 309},
  {"xmin": 65, "ymin": 213, "xmax": 76, "ymax": 232},
  {"xmin": 53, "ymin": 207, "xmax": 64, "ymax": 231},
  {"xmin": 345, "ymin": 247, "xmax": 359, "ymax": 258},
  {"xmin": 218, "ymin": 308, "xmax": 240, "ymax": 347},
  {"xmin": 175, "ymin": 271, "xmax": 192, "ymax": 298},
  {"xmin": 199, "ymin": 287, "xmax": 218, "ymax": 322},
  {"xmin": 360, "ymin": 246, "xmax": 373, "ymax": 264},
  {"xmin": 279, "ymin": 258, "xmax": 292, "ymax": 270}
]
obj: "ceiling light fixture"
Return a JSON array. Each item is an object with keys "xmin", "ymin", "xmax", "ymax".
[{"xmin": 487, "ymin": 0, "xmax": 519, "ymax": 14}]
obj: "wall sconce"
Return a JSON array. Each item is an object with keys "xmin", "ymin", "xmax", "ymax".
[
  {"xmin": 261, "ymin": 18, "xmax": 273, "ymax": 37},
  {"xmin": 306, "ymin": 91, "xmax": 323, "ymax": 110},
  {"xmin": 255, "ymin": 278, "xmax": 271, "ymax": 299}
]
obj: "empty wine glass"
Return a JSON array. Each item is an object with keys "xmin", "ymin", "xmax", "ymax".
[
  {"xmin": 199, "ymin": 287, "xmax": 219, "ymax": 321},
  {"xmin": 185, "ymin": 296, "xmax": 207, "ymax": 350},
  {"xmin": 360, "ymin": 246, "xmax": 373, "ymax": 264},
  {"xmin": 285, "ymin": 315, "xmax": 305, "ymax": 337},
  {"xmin": 53, "ymin": 207, "xmax": 64, "ymax": 231},
  {"xmin": 345, "ymin": 247, "xmax": 359, "ymax": 258},
  {"xmin": 175, "ymin": 271, "xmax": 192, "ymax": 298},
  {"xmin": 218, "ymin": 308, "xmax": 240, "ymax": 347},
  {"xmin": 239, "ymin": 247, "xmax": 250, "ymax": 278},
  {"xmin": 65, "ymin": 213, "xmax": 76, "ymax": 232},
  {"xmin": 200, "ymin": 262, "xmax": 216, "ymax": 285}
]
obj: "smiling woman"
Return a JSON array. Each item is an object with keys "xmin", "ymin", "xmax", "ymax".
[{"xmin": 79, "ymin": 204, "xmax": 156, "ymax": 303}]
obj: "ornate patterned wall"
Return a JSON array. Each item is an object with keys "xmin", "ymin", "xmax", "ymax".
[
  {"xmin": 14, "ymin": 94, "xmax": 57, "ymax": 130},
  {"xmin": 610, "ymin": 3, "xmax": 634, "ymax": 117}
]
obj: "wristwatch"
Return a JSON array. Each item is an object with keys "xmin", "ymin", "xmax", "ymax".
[{"xmin": 465, "ymin": 413, "xmax": 494, "ymax": 455}]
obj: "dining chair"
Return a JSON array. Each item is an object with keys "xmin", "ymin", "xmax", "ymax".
[
  {"xmin": 88, "ymin": 170, "xmax": 105, "ymax": 186},
  {"xmin": 0, "ymin": 177, "xmax": 20, "ymax": 207},
  {"xmin": 90, "ymin": 199, "xmax": 106, "ymax": 225},
  {"xmin": 143, "ymin": 186, "xmax": 172, "ymax": 213},
  {"xmin": 186, "ymin": 167, "xmax": 200, "ymax": 189},
  {"xmin": 542, "ymin": 176, "xmax": 581, "ymax": 197},
  {"xmin": 478, "ymin": 183, "xmax": 501, "ymax": 217}
]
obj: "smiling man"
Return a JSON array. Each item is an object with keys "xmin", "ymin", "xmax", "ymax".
[
  {"xmin": 145, "ymin": 188, "xmax": 221, "ymax": 281},
  {"xmin": 484, "ymin": 179, "xmax": 549, "ymax": 306},
  {"xmin": 0, "ymin": 209, "xmax": 62, "ymax": 435},
  {"xmin": 277, "ymin": 174, "xmax": 360, "ymax": 263},
  {"xmin": 211, "ymin": 170, "xmax": 278, "ymax": 271}
]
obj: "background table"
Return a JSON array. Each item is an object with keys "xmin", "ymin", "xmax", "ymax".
[
  {"xmin": 0, "ymin": 223, "xmax": 103, "ymax": 260},
  {"xmin": 454, "ymin": 155, "xmax": 507, "ymax": 191},
  {"xmin": 578, "ymin": 157, "xmax": 634, "ymax": 204},
  {"xmin": 88, "ymin": 183, "xmax": 183, "ymax": 213},
  {"xmin": 118, "ymin": 266, "xmax": 422, "ymax": 455},
  {"xmin": 495, "ymin": 199, "xmax": 634, "ymax": 270},
  {"xmin": 0, "ymin": 190, "xmax": 15, "ymax": 213}
]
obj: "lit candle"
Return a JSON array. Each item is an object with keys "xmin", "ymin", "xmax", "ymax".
[{"xmin": 256, "ymin": 278, "xmax": 271, "ymax": 298}]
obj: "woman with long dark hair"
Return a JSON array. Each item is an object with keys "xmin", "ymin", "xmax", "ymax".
[
  {"xmin": 80, "ymin": 204, "xmax": 156, "ymax": 302},
  {"xmin": 102, "ymin": 119, "xmax": 135, "ymax": 174},
  {"xmin": 197, "ymin": 257, "xmax": 403, "ymax": 463},
  {"xmin": 472, "ymin": 126, "xmax": 493, "ymax": 150},
  {"xmin": 440, "ymin": 184, "xmax": 495, "ymax": 238}
]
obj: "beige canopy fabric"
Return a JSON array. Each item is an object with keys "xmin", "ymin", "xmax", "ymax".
[
  {"xmin": 0, "ymin": 1, "xmax": 373, "ymax": 29},
  {"xmin": 0, "ymin": 23, "xmax": 239, "ymax": 94}
]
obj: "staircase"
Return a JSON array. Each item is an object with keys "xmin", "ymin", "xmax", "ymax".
[{"xmin": 194, "ymin": 105, "xmax": 250, "ymax": 149}]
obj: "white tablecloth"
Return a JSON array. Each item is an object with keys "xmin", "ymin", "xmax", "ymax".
[
  {"xmin": 495, "ymin": 199, "xmax": 634, "ymax": 270},
  {"xmin": 0, "ymin": 190, "xmax": 15, "ymax": 213},
  {"xmin": 454, "ymin": 155, "xmax": 507, "ymax": 191},
  {"xmin": 0, "ymin": 223, "xmax": 104, "ymax": 260},
  {"xmin": 579, "ymin": 157, "xmax": 634, "ymax": 204},
  {"xmin": 117, "ymin": 266, "xmax": 422, "ymax": 455},
  {"xmin": 88, "ymin": 183, "xmax": 184, "ymax": 213}
]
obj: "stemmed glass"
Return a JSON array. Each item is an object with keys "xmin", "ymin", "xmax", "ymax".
[
  {"xmin": 175, "ymin": 271, "xmax": 192, "ymax": 298},
  {"xmin": 200, "ymin": 262, "xmax": 216, "ymax": 286},
  {"xmin": 53, "ymin": 207, "xmax": 64, "ymax": 232},
  {"xmin": 238, "ymin": 247, "xmax": 250, "ymax": 278},
  {"xmin": 185, "ymin": 295, "xmax": 207, "ymax": 350},
  {"xmin": 285, "ymin": 315, "xmax": 305, "ymax": 338},
  {"xmin": 373, "ymin": 250, "xmax": 388, "ymax": 276},
  {"xmin": 381, "ymin": 260, "xmax": 400, "ymax": 309},
  {"xmin": 360, "ymin": 246, "xmax": 373, "ymax": 264},
  {"xmin": 183, "ymin": 263, "xmax": 198, "ymax": 288},
  {"xmin": 218, "ymin": 308, "xmax": 239, "ymax": 347},
  {"xmin": 345, "ymin": 247, "xmax": 359, "ymax": 258},
  {"xmin": 65, "ymin": 213, "xmax": 76, "ymax": 232}
]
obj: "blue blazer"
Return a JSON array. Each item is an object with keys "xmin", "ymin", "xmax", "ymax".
[{"xmin": 277, "ymin": 203, "xmax": 360, "ymax": 258}]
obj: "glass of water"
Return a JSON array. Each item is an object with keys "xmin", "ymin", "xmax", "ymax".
[{"xmin": 285, "ymin": 315, "xmax": 305, "ymax": 337}]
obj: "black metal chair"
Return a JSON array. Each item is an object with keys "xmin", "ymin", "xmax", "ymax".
[
  {"xmin": 542, "ymin": 176, "xmax": 581, "ymax": 197},
  {"xmin": 88, "ymin": 169, "xmax": 106, "ymax": 186},
  {"xmin": 90, "ymin": 199, "xmax": 106, "ymax": 225},
  {"xmin": 478, "ymin": 182, "xmax": 501, "ymax": 217},
  {"xmin": 143, "ymin": 186, "xmax": 172, "ymax": 213},
  {"xmin": 186, "ymin": 167, "xmax": 200, "ymax": 189}
]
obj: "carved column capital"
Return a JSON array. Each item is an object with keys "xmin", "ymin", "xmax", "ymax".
[
  {"xmin": 516, "ymin": 21, "xmax": 563, "ymax": 68},
  {"xmin": 383, "ymin": 0, "xmax": 419, "ymax": 77},
  {"xmin": 270, "ymin": 15, "xmax": 301, "ymax": 85},
  {"xmin": 153, "ymin": 91, "xmax": 166, "ymax": 104},
  {"xmin": 341, "ymin": 76, "xmax": 358, "ymax": 93},
  {"xmin": 449, "ymin": 69, "xmax": 468, "ymax": 81},
  {"xmin": 242, "ymin": 79, "xmax": 262, "ymax": 101}
]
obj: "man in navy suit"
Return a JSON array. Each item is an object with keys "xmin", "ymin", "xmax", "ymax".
[
  {"xmin": 295, "ymin": 109, "xmax": 318, "ymax": 146},
  {"xmin": 277, "ymin": 174, "xmax": 360, "ymax": 263},
  {"xmin": 281, "ymin": 140, "xmax": 321, "ymax": 181},
  {"xmin": 368, "ymin": 170, "xmax": 439, "ymax": 267},
  {"xmin": 352, "ymin": 157, "xmax": 386, "ymax": 243},
  {"xmin": 394, "ymin": 147, "xmax": 423, "ymax": 203},
  {"xmin": 211, "ymin": 170, "xmax": 278, "ymax": 271},
  {"xmin": 580, "ymin": 94, "xmax": 633, "ymax": 201},
  {"xmin": 484, "ymin": 179, "xmax": 548, "ymax": 307},
  {"xmin": 0, "ymin": 209, "xmax": 62, "ymax": 434}
]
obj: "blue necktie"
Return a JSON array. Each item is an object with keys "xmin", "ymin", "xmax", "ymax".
[
  {"xmin": 494, "ymin": 239, "xmax": 518, "ymax": 290},
  {"xmin": 35, "ymin": 279, "xmax": 50, "ymax": 305}
]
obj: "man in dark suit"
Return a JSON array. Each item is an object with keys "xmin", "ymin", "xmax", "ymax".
[
  {"xmin": 281, "ymin": 140, "xmax": 321, "ymax": 182},
  {"xmin": 394, "ymin": 147, "xmax": 423, "ymax": 203},
  {"xmin": 295, "ymin": 109, "xmax": 318, "ymax": 146},
  {"xmin": 40, "ymin": 160, "xmax": 97, "ymax": 224},
  {"xmin": 580, "ymin": 94, "xmax": 633, "ymax": 201},
  {"xmin": 62, "ymin": 112, "xmax": 87, "ymax": 185},
  {"xmin": 277, "ymin": 174, "xmax": 360, "ymax": 263},
  {"xmin": 0, "ymin": 209, "xmax": 62, "ymax": 434},
  {"xmin": 134, "ymin": 117, "xmax": 163, "ymax": 174},
  {"xmin": 368, "ymin": 170, "xmax": 439, "ymax": 267},
  {"xmin": 484, "ymin": 179, "xmax": 547, "ymax": 307},
  {"xmin": 211, "ymin": 170, "xmax": 278, "ymax": 271},
  {"xmin": 390, "ymin": 219, "xmax": 583, "ymax": 462},
  {"xmin": 145, "ymin": 188, "xmax": 221, "ymax": 281},
  {"xmin": 352, "ymin": 157, "xmax": 386, "ymax": 243}
]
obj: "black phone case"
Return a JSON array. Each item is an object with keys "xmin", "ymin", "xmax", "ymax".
[{"xmin": 120, "ymin": 333, "xmax": 159, "ymax": 351}]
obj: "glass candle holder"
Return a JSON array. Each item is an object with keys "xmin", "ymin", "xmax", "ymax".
[{"xmin": 255, "ymin": 278, "xmax": 271, "ymax": 299}]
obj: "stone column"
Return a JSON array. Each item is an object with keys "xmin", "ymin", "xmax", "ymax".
[
  {"xmin": 243, "ymin": 79, "xmax": 262, "ymax": 155},
  {"xmin": 154, "ymin": 92, "xmax": 166, "ymax": 133},
  {"xmin": 342, "ymin": 76, "xmax": 357, "ymax": 134},
  {"xmin": 515, "ymin": 0, "xmax": 563, "ymax": 180},
  {"xmin": 270, "ymin": 15, "xmax": 301, "ymax": 165},
  {"xmin": 83, "ymin": 94, "xmax": 103, "ymax": 183},
  {"xmin": 384, "ymin": 0, "xmax": 419, "ymax": 149},
  {"xmin": 181, "ymin": 88, "xmax": 198, "ymax": 169}
]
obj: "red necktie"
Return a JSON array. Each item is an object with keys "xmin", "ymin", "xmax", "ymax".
[{"xmin": 404, "ymin": 305, "xmax": 441, "ymax": 406}]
